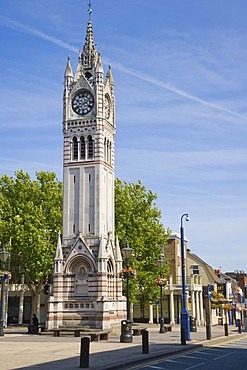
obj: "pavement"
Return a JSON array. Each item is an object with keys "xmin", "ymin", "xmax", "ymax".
[{"xmin": 0, "ymin": 323, "xmax": 246, "ymax": 370}]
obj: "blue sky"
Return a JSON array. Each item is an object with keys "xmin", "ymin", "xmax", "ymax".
[{"xmin": 1, "ymin": 0, "xmax": 247, "ymax": 272}]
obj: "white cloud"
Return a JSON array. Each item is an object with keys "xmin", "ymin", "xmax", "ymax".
[{"xmin": 1, "ymin": 16, "xmax": 247, "ymax": 123}]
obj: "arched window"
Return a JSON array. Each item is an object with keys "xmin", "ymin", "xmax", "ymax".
[
  {"xmin": 106, "ymin": 140, "xmax": 109, "ymax": 163},
  {"xmin": 109, "ymin": 142, "xmax": 112, "ymax": 165},
  {"xmin": 80, "ymin": 136, "xmax": 85, "ymax": 160},
  {"xmin": 104, "ymin": 138, "xmax": 107, "ymax": 162},
  {"xmin": 73, "ymin": 136, "xmax": 78, "ymax": 160},
  {"xmin": 107, "ymin": 259, "xmax": 114, "ymax": 298},
  {"xmin": 87, "ymin": 135, "xmax": 94, "ymax": 159}
]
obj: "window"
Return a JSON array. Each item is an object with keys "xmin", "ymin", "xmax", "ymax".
[
  {"xmin": 177, "ymin": 265, "xmax": 181, "ymax": 284},
  {"xmin": 87, "ymin": 135, "xmax": 94, "ymax": 159},
  {"xmin": 109, "ymin": 142, "xmax": 112, "ymax": 165},
  {"xmin": 104, "ymin": 138, "xmax": 107, "ymax": 161},
  {"xmin": 192, "ymin": 265, "xmax": 199, "ymax": 275},
  {"xmin": 80, "ymin": 136, "xmax": 85, "ymax": 160},
  {"xmin": 72, "ymin": 137, "xmax": 78, "ymax": 160}
]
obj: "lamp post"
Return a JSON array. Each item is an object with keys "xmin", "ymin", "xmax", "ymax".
[
  {"xmin": 180, "ymin": 213, "xmax": 190, "ymax": 345},
  {"xmin": 0, "ymin": 245, "xmax": 10, "ymax": 336},
  {"xmin": 156, "ymin": 257, "xmax": 165, "ymax": 333},
  {"xmin": 120, "ymin": 243, "xmax": 134, "ymax": 343}
]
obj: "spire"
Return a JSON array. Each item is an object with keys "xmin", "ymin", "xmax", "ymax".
[
  {"xmin": 115, "ymin": 235, "xmax": 122, "ymax": 263},
  {"xmin": 96, "ymin": 52, "xmax": 104, "ymax": 74},
  {"xmin": 106, "ymin": 65, "xmax": 114, "ymax": 85},
  {"xmin": 55, "ymin": 231, "xmax": 63, "ymax": 260},
  {"xmin": 88, "ymin": 0, "xmax": 93, "ymax": 21},
  {"xmin": 81, "ymin": 19, "xmax": 97, "ymax": 69},
  {"xmin": 74, "ymin": 53, "xmax": 83, "ymax": 81},
  {"xmin": 64, "ymin": 56, "xmax": 73, "ymax": 78}
]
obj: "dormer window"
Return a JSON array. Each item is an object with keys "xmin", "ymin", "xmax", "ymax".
[{"xmin": 192, "ymin": 265, "xmax": 199, "ymax": 275}]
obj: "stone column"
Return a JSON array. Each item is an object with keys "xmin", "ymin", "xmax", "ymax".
[
  {"xmin": 18, "ymin": 275, "xmax": 25, "ymax": 325},
  {"xmin": 149, "ymin": 302, "xmax": 153, "ymax": 324},
  {"xmin": 196, "ymin": 291, "xmax": 200, "ymax": 325},
  {"xmin": 169, "ymin": 275, "xmax": 175, "ymax": 325},
  {"xmin": 199, "ymin": 290, "xmax": 204, "ymax": 325},
  {"xmin": 191, "ymin": 290, "xmax": 195, "ymax": 318}
]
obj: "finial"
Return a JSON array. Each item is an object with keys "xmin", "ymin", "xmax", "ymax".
[{"xmin": 88, "ymin": 0, "xmax": 92, "ymax": 20}]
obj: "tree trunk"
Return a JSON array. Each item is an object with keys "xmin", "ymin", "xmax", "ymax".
[{"xmin": 27, "ymin": 279, "xmax": 44, "ymax": 321}]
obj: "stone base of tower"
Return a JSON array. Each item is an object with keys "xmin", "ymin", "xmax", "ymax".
[{"xmin": 46, "ymin": 296, "xmax": 127, "ymax": 330}]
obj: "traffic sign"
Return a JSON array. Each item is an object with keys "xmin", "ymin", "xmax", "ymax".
[{"xmin": 208, "ymin": 286, "xmax": 212, "ymax": 299}]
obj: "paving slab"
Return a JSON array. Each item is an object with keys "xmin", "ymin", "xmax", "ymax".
[{"xmin": 0, "ymin": 324, "xmax": 246, "ymax": 370}]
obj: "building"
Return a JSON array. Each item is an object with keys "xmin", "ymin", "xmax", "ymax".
[
  {"xmin": 225, "ymin": 271, "xmax": 247, "ymax": 302},
  {"xmin": 164, "ymin": 233, "xmax": 204, "ymax": 326},
  {"xmin": 46, "ymin": 5, "xmax": 126, "ymax": 330}
]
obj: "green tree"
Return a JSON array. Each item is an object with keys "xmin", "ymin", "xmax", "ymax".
[
  {"xmin": 115, "ymin": 178, "xmax": 170, "ymax": 304},
  {"xmin": 0, "ymin": 170, "xmax": 63, "ymax": 315}
]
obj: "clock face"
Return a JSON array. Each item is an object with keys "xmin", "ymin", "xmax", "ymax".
[
  {"xmin": 72, "ymin": 90, "xmax": 94, "ymax": 116},
  {"xmin": 104, "ymin": 95, "xmax": 111, "ymax": 119}
]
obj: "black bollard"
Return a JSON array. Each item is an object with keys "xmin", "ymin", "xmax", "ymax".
[
  {"xmin": 224, "ymin": 323, "xmax": 228, "ymax": 336},
  {"xmin": 80, "ymin": 337, "xmax": 90, "ymax": 368},
  {"xmin": 142, "ymin": 330, "xmax": 149, "ymax": 354},
  {"xmin": 206, "ymin": 324, "xmax": 212, "ymax": 340},
  {"xmin": 181, "ymin": 327, "xmax": 186, "ymax": 345},
  {"xmin": 238, "ymin": 321, "xmax": 242, "ymax": 334}
]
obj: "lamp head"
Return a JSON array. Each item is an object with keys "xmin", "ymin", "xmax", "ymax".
[
  {"xmin": 0, "ymin": 245, "xmax": 10, "ymax": 263},
  {"xmin": 156, "ymin": 257, "xmax": 165, "ymax": 269},
  {"xmin": 121, "ymin": 244, "xmax": 134, "ymax": 260},
  {"xmin": 185, "ymin": 214, "xmax": 189, "ymax": 222}
]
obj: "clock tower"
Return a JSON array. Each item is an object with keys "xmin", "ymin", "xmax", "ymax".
[{"xmin": 47, "ymin": 4, "xmax": 126, "ymax": 330}]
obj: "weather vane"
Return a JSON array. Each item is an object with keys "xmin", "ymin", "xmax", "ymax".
[{"xmin": 88, "ymin": 0, "xmax": 93, "ymax": 20}]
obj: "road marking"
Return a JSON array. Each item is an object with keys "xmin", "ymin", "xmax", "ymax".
[
  {"xmin": 166, "ymin": 359, "xmax": 187, "ymax": 364},
  {"xmin": 182, "ymin": 355, "xmax": 206, "ymax": 360},
  {"xmin": 213, "ymin": 350, "xmax": 235, "ymax": 361},
  {"xmin": 206, "ymin": 348, "xmax": 226, "ymax": 351},
  {"xmin": 184, "ymin": 363, "xmax": 205, "ymax": 369},
  {"xmin": 193, "ymin": 350, "xmax": 212, "ymax": 355}
]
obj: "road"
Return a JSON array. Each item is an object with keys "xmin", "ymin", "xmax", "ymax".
[{"xmin": 126, "ymin": 337, "xmax": 247, "ymax": 370}]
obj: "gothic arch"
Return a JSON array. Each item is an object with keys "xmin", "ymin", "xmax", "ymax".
[
  {"xmin": 87, "ymin": 135, "xmax": 94, "ymax": 159},
  {"xmin": 65, "ymin": 254, "xmax": 95, "ymax": 297},
  {"xmin": 107, "ymin": 258, "xmax": 115, "ymax": 298},
  {"xmin": 80, "ymin": 135, "xmax": 86, "ymax": 160},
  {"xmin": 64, "ymin": 253, "xmax": 95, "ymax": 274},
  {"xmin": 72, "ymin": 136, "xmax": 78, "ymax": 160}
]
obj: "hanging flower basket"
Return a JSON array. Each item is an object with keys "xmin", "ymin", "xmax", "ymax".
[
  {"xmin": 120, "ymin": 268, "xmax": 137, "ymax": 279},
  {"xmin": 155, "ymin": 277, "xmax": 167, "ymax": 287},
  {"xmin": 223, "ymin": 304, "xmax": 232, "ymax": 311},
  {"xmin": 0, "ymin": 270, "xmax": 12, "ymax": 281}
]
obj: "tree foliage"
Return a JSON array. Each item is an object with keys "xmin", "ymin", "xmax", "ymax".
[
  {"xmin": 0, "ymin": 170, "xmax": 63, "ymax": 314},
  {"xmin": 115, "ymin": 178, "xmax": 170, "ymax": 303}
]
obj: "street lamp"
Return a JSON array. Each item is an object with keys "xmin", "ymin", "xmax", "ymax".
[
  {"xmin": 180, "ymin": 213, "xmax": 190, "ymax": 345},
  {"xmin": 120, "ymin": 243, "xmax": 134, "ymax": 343},
  {"xmin": 0, "ymin": 245, "xmax": 10, "ymax": 336},
  {"xmin": 156, "ymin": 257, "xmax": 165, "ymax": 333}
]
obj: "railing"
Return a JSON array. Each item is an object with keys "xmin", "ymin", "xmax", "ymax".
[{"xmin": 166, "ymin": 274, "xmax": 202, "ymax": 291}]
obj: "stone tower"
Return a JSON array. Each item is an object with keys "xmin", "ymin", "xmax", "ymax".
[{"xmin": 47, "ymin": 4, "xmax": 126, "ymax": 330}]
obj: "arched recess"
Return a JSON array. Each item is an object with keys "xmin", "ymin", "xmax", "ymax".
[
  {"xmin": 107, "ymin": 258, "xmax": 115, "ymax": 298},
  {"xmin": 80, "ymin": 136, "xmax": 86, "ymax": 160},
  {"xmin": 87, "ymin": 135, "xmax": 94, "ymax": 159},
  {"xmin": 65, "ymin": 255, "xmax": 95, "ymax": 297},
  {"xmin": 104, "ymin": 138, "xmax": 107, "ymax": 162},
  {"xmin": 72, "ymin": 136, "xmax": 78, "ymax": 160}
]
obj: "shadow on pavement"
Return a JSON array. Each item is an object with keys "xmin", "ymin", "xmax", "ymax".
[{"xmin": 13, "ymin": 342, "xmax": 204, "ymax": 370}]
